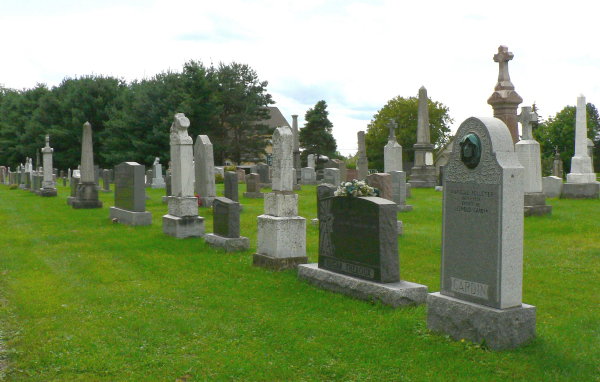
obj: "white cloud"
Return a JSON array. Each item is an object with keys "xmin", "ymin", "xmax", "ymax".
[{"xmin": 1, "ymin": 0, "xmax": 598, "ymax": 157}]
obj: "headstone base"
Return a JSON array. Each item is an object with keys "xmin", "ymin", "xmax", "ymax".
[
  {"xmin": 110, "ymin": 206, "xmax": 152, "ymax": 226},
  {"xmin": 408, "ymin": 166, "xmax": 437, "ymax": 188},
  {"xmin": 40, "ymin": 188, "xmax": 57, "ymax": 197},
  {"xmin": 72, "ymin": 183, "xmax": 103, "ymax": 209},
  {"xmin": 427, "ymin": 292, "xmax": 536, "ymax": 351},
  {"xmin": 257, "ymin": 215, "xmax": 306, "ymax": 258},
  {"xmin": 151, "ymin": 180, "xmax": 166, "ymax": 189},
  {"xmin": 398, "ymin": 204, "xmax": 413, "ymax": 212},
  {"xmin": 162, "ymin": 214, "xmax": 205, "ymax": 238},
  {"xmin": 253, "ymin": 253, "xmax": 308, "ymax": 271},
  {"xmin": 524, "ymin": 192, "xmax": 552, "ymax": 217},
  {"xmin": 243, "ymin": 191, "xmax": 264, "ymax": 199},
  {"xmin": 72, "ymin": 199, "xmax": 103, "ymax": 209},
  {"xmin": 298, "ymin": 263, "xmax": 427, "ymax": 307},
  {"xmin": 561, "ymin": 182, "xmax": 599, "ymax": 199},
  {"xmin": 66, "ymin": 196, "xmax": 76, "ymax": 205},
  {"xmin": 198, "ymin": 196, "xmax": 215, "ymax": 208},
  {"xmin": 168, "ymin": 196, "xmax": 198, "ymax": 215},
  {"xmin": 204, "ymin": 233, "xmax": 250, "ymax": 252},
  {"xmin": 542, "ymin": 176, "xmax": 562, "ymax": 198}
]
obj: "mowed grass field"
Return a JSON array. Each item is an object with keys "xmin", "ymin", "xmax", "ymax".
[{"xmin": 0, "ymin": 182, "xmax": 598, "ymax": 381}]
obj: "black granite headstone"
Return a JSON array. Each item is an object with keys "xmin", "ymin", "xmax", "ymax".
[
  {"xmin": 114, "ymin": 162, "xmax": 145, "ymax": 212},
  {"xmin": 213, "ymin": 197, "xmax": 240, "ymax": 238},
  {"xmin": 318, "ymin": 196, "xmax": 399, "ymax": 283}
]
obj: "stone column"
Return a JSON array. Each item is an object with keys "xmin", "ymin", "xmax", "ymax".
[
  {"xmin": 487, "ymin": 45, "xmax": 523, "ymax": 144},
  {"xmin": 194, "ymin": 135, "xmax": 216, "ymax": 207},
  {"xmin": 563, "ymin": 95, "xmax": 599, "ymax": 198},
  {"xmin": 40, "ymin": 135, "xmax": 57, "ymax": 196},
  {"xmin": 72, "ymin": 122, "xmax": 102, "ymax": 208},
  {"xmin": 516, "ymin": 107, "xmax": 551, "ymax": 216},
  {"xmin": 292, "ymin": 115, "xmax": 301, "ymax": 176},
  {"xmin": 356, "ymin": 131, "xmax": 369, "ymax": 179},
  {"xmin": 254, "ymin": 126, "xmax": 307, "ymax": 270},
  {"xmin": 163, "ymin": 113, "xmax": 204, "ymax": 237},
  {"xmin": 409, "ymin": 86, "xmax": 437, "ymax": 188}
]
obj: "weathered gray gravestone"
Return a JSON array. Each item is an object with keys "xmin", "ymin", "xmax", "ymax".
[
  {"xmin": 389, "ymin": 170, "xmax": 412, "ymax": 212},
  {"xmin": 224, "ymin": 171, "xmax": 239, "ymax": 202},
  {"xmin": 427, "ymin": 116, "xmax": 536, "ymax": 350},
  {"xmin": 300, "ymin": 167, "xmax": 317, "ymax": 185},
  {"xmin": 243, "ymin": 173, "xmax": 264, "ymax": 198},
  {"xmin": 298, "ymin": 192, "xmax": 427, "ymax": 307},
  {"xmin": 409, "ymin": 86, "xmax": 437, "ymax": 188},
  {"xmin": 384, "ymin": 120, "xmax": 402, "ymax": 173},
  {"xmin": 323, "ymin": 168, "xmax": 340, "ymax": 186},
  {"xmin": 256, "ymin": 163, "xmax": 270, "ymax": 187},
  {"xmin": 72, "ymin": 122, "xmax": 102, "ymax": 209},
  {"xmin": 356, "ymin": 131, "xmax": 369, "ymax": 179},
  {"xmin": 162, "ymin": 113, "xmax": 204, "ymax": 238},
  {"xmin": 194, "ymin": 135, "xmax": 216, "ymax": 207},
  {"xmin": 109, "ymin": 162, "xmax": 152, "ymax": 226},
  {"xmin": 151, "ymin": 157, "xmax": 166, "ymax": 189},
  {"xmin": 101, "ymin": 169, "xmax": 111, "ymax": 193},
  {"xmin": 254, "ymin": 126, "xmax": 307, "ymax": 270},
  {"xmin": 366, "ymin": 173, "xmax": 393, "ymax": 201},
  {"xmin": 204, "ymin": 197, "xmax": 249, "ymax": 251}
]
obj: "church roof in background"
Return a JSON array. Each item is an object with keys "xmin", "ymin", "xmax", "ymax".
[{"xmin": 259, "ymin": 106, "xmax": 290, "ymax": 129}]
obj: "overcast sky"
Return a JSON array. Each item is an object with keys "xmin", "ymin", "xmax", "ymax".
[{"xmin": 1, "ymin": 0, "xmax": 598, "ymax": 155}]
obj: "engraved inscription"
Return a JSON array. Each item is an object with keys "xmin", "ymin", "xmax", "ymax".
[
  {"xmin": 451, "ymin": 277, "xmax": 489, "ymax": 299},
  {"xmin": 322, "ymin": 257, "xmax": 375, "ymax": 279},
  {"xmin": 447, "ymin": 187, "xmax": 496, "ymax": 215}
]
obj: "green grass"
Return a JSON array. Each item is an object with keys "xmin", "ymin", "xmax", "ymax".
[{"xmin": 0, "ymin": 183, "xmax": 598, "ymax": 381}]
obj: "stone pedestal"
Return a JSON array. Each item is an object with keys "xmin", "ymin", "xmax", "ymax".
[
  {"xmin": 109, "ymin": 206, "xmax": 152, "ymax": 226},
  {"xmin": 254, "ymin": 215, "xmax": 307, "ymax": 269},
  {"xmin": 40, "ymin": 188, "xmax": 57, "ymax": 197},
  {"xmin": 162, "ymin": 214, "xmax": 205, "ymax": 238},
  {"xmin": 427, "ymin": 292, "xmax": 536, "ymax": 350},
  {"xmin": 542, "ymin": 176, "xmax": 562, "ymax": 198},
  {"xmin": 409, "ymin": 143, "xmax": 437, "ymax": 188},
  {"xmin": 561, "ymin": 183, "xmax": 599, "ymax": 199},
  {"xmin": 72, "ymin": 182, "xmax": 103, "ymax": 209},
  {"xmin": 204, "ymin": 234, "xmax": 249, "ymax": 252},
  {"xmin": 298, "ymin": 263, "xmax": 427, "ymax": 308},
  {"xmin": 524, "ymin": 192, "xmax": 552, "ymax": 217},
  {"xmin": 243, "ymin": 191, "xmax": 264, "ymax": 199}
]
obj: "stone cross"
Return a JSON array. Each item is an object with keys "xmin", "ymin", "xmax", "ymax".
[
  {"xmin": 517, "ymin": 106, "xmax": 537, "ymax": 140},
  {"xmin": 387, "ymin": 120, "xmax": 397, "ymax": 141},
  {"xmin": 493, "ymin": 45, "xmax": 515, "ymax": 91}
]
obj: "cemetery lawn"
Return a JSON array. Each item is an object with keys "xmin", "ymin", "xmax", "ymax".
[{"xmin": 0, "ymin": 185, "xmax": 598, "ymax": 381}]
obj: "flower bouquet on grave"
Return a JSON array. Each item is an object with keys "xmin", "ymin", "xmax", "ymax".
[
  {"xmin": 334, "ymin": 179, "xmax": 379, "ymax": 197},
  {"xmin": 195, "ymin": 193, "xmax": 202, "ymax": 206}
]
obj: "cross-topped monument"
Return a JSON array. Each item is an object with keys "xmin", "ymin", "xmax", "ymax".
[
  {"xmin": 387, "ymin": 119, "xmax": 397, "ymax": 141},
  {"xmin": 487, "ymin": 45, "xmax": 523, "ymax": 144},
  {"xmin": 517, "ymin": 106, "xmax": 537, "ymax": 140}
]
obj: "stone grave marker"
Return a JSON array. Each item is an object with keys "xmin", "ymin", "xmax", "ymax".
[
  {"xmin": 204, "ymin": 197, "xmax": 249, "ymax": 251},
  {"xmin": 243, "ymin": 173, "xmax": 264, "ymax": 198},
  {"xmin": 72, "ymin": 122, "xmax": 102, "ymax": 209},
  {"xmin": 427, "ymin": 116, "xmax": 536, "ymax": 350},
  {"xmin": 109, "ymin": 162, "xmax": 152, "ymax": 226},
  {"xmin": 194, "ymin": 135, "xmax": 216, "ymax": 207},
  {"xmin": 224, "ymin": 171, "xmax": 239, "ymax": 202}
]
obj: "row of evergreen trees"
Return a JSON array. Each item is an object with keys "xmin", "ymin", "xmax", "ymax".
[{"xmin": 0, "ymin": 61, "xmax": 274, "ymax": 170}]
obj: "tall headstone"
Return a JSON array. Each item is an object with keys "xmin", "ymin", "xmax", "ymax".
[
  {"xmin": 224, "ymin": 171, "xmax": 239, "ymax": 202},
  {"xmin": 254, "ymin": 126, "xmax": 307, "ymax": 270},
  {"xmin": 426, "ymin": 116, "xmax": 536, "ymax": 350},
  {"xmin": 323, "ymin": 168, "xmax": 340, "ymax": 186},
  {"xmin": 366, "ymin": 173, "xmax": 393, "ymax": 201},
  {"xmin": 389, "ymin": 171, "xmax": 412, "ymax": 212},
  {"xmin": 307, "ymin": 154, "xmax": 316, "ymax": 169},
  {"xmin": 145, "ymin": 170, "xmax": 153, "ymax": 188},
  {"xmin": 40, "ymin": 135, "xmax": 57, "ymax": 196},
  {"xmin": 101, "ymin": 169, "xmax": 111, "ymax": 193},
  {"xmin": 292, "ymin": 115, "xmax": 301, "ymax": 180},
  {"xmin": 151, "ymin": 157, "xmax": 166, "ymax": 189},
  {"xmin": 162, "ymin": 113, "xmax": 204, "ymax": 238},
  {"xmin": 357, "ymin": 131, "xmax": 369, "ymax": 179},
  {"xmin": 204, "ymin": 197, "xmax": 249, "ymax": 251},
  {"xmin": 409, "ymin": 86, "xmax": 437, "ymax": 188},
  {"xmin": 384, "ymin": 120, "xmax": 402, "ymax": 172},
  {"xmin": 243, "ymin": 173, "xmax": 264, "ymax": 198},
  {"xmin": 552, "ymin": 150, "xmax": 563, "ymax": 178},
  {"xmin": 487, "ymin": 45, "xmax": 523, "ymax": 143},
  {"xmin": 256, "ymin": 163, "xmax": 270, "ymax": 187},
  {"xmin": 72, "ymin": 122, "xmax": 102, "ymax": 209},
  {"xmin": 109, "ymin": 162, "xmax": 152, "ymax": 226},
  {"xmin": 194, "ymin": 135, "xmax": 216, "ymax": 207},
  {"xmin": 562, "ymin": 95, "xmax": 599, "ymax": 198},
  {"xmin": 516, "ymin": 106, "xmax": 552, "ymax": 216},
  {"xmin": 298, "ymin": 190, "xmax": 427, "ymax": 307}
]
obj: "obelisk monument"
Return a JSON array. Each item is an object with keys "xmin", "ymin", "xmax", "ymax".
[{"xmin": 409, "ymin": 86, "xmax": 437, "ymax": 188}]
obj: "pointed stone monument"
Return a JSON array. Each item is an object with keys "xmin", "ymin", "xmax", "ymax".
[
  {"xmin": 253, "ymin": 126, "xmax": 307, "ymax": 270},
  {"xmin": 40, "ymin": 135, "xmax": 57, "ymax": 197},
  {"xmin": 357, "ymin": 131, "xmax": 369, "ymax": 179},
  {"xmin": 487, "ymin": 45, "xmax": 523, "ymax": 143},
  {"xmin": 194, "ymin": 135, "xmax": 216, "ymax": 207},
  {"xmin": 409, "ymin": 86, "xmax": 437, "ymax": 188},
  {"xmin": 562, "ymin": 95, "xmax": 599, "ymax": 198},
  {"xmin": 163, "ymin": 114, "xmax": 204, "ymax": 237},
  {"xmin": 515, "ymin": 106, "xmax": 551, "ymax": 216},
  {"xmin": 72, "ymin": 122, "xmax": 102, "ymax": 209}
]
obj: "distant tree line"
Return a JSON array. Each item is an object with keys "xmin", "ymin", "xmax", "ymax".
[{"xmin": 0, "ymin": 61, "xmax": 274, "ymax": 170}]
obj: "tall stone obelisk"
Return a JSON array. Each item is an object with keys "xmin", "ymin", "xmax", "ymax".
[
  {"xmin": 487, "ymin": 45, "xmax": 523, "ymax": 143},
  {"xmin": 516, "ymin": 107, "xmax": 551, "ymax": 216},
  {"xmin": 356, "ymin": 131, "xmax": 369, "ymax": 179},
  {"xmin": 409, "ymin": 86, "xmax": 437, "ymax": 188},
  {"xmin": 40, "ymin": 135, "xmax": 57, "ymax": 197},
  {"xmin": 292, "ymin": 115, "xmax": 301, "ymax": 175},
  {"xmin": 72, "ymin": 122, "xmax": 102, "ymax": 208},
  {"xmin": 562, "ymin": 95, "xmax": 599, "ymax": 198}
]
